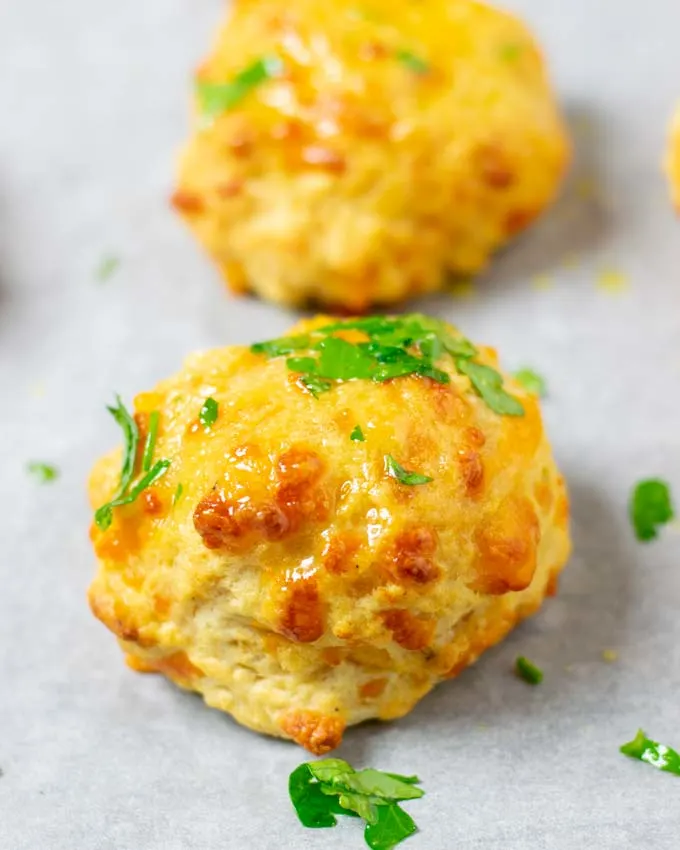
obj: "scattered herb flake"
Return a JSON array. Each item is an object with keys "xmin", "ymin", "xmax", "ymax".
[
  {"xmin": 385, "ymin": 454, "xmax": 433, "ymax": 486},
  {"xmin": 456, "ymin": 359, "xmax": 525, "ymax": 417},
  {"xmin": 95, "ymin": 255, "xmax": 120, "ymax": 282},
  {"xmin": 199, "ymin": 397, "xmax": 219, "ymax": 431},
  {"xmin": 350, "ymin": 425, "xmax": 366, "ymax": 442},
  {"xmin": 513, "ymin": 368, "xmax": 547, "ymax": 398},
  {"xmin": 95, "ymin": 459, "xmax": 170, "ymax": 531},
  {"xmin": 395, "ymin": 49, "xmax": 430, "ymax": 75},
  {"xmin": 289, "ymin": 763, "xmax": 344, "ymax": 829},
  {"xmin": 197, "ymin": 56, "xmax": 283, "ymax": 120},
  {"xmin": 299, "ymin": 374, "xmax": 333, "ymax": 398},
  {"xmin": 287, "ymin": 356, "xmax": 318, "ymax": 373},
  {"xmin": 316, "ymin": 337, "xmax": 375, "ymax": 380},
  {"xmin": 365, "ymin": 804, "xmax": 417, "ymax": 850},
  {"xmin": 630, "ymin": 479, "xmax": 675, "ymax": 541},
  {"xmin": 105, "ymin": 396, "xmax": 140, "ymax": 501},
  {"xmin": 173, "ymin": 483, "xmax": 184, "ymax": 506},
  {"xmin": 251, "ymin": 335, "xmax": 311, "ymax": 358},
  {"xmin": 254, "ymin": 315, "xmax": 468, "ymax": 389},
  {"xmin": 94, "ymin": 396, "xmax": 171, "ymax": 531},
  {"xmin": 620, "ymin": 730, "xmax": 680, "ymax": 776},
  {"xmin": 141, "ymin": 410, "xmax": 160, "ymax": 472},
  {"xmin": 27, "ymin": 462, "xmax": 59, "ymax": 483},
  {"xmin": 251, "ymin": 315, "xmax": 521, "ymax": 418},
  {"xmin": 289, "ymin": 758, "xmax": 424, "ymax": 850},
  {"xmin": 515, "ymin": 656, "xmax": 543, "ymax": 685}
]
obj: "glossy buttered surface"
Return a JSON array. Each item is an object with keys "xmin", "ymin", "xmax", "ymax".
[
  {"xmin": 173, "ymin": 0, "xmax": 570, "ymax": 309},
  {"xmin": 88, "ymin": 315, "xmax": 571, "ymax": 752}
]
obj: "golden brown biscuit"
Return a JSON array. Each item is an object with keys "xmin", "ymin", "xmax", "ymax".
[
  {"xmin": 88, "ymin": 314, "xmax": 571, "ymax": 752},
  {"xmin": 173, "ymin": 0, "xmax": 570, "ymax": 309}
]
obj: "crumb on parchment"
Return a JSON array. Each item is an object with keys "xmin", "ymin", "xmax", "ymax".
[
  {"xmin": 532, "ymin": 273, "xmax": 554, "ymax": 290},
  {"xmin": 596, "ymin": 268, "xmax": 629, "ymax": 293}
]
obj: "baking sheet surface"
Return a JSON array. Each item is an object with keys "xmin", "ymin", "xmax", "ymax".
[{"xmin": 1, "ymin": 2, "xmax": 679, "ymax": 848}]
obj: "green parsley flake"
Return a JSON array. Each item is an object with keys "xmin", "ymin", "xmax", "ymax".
[
  {"xmin": 173, "ymin": 483, "xmax": 184, "ymax": 506},
  {"xmin": 456, "ymin": 359, "xmax": 524, "ymax": 416},
  {"xmin": 251, "ymin": 335, "xmax": 311, "ymax": 358},
  {"xmin": 620, "ymin": 730, "xmax": 680, "ymax": 776},
  {"xmin": 385, "ymin": 454, "xmax": 433, "ymax": 486},
  {"xmin": 199, "ymin": 397, "xmax": 219, "ymax": 431},
  {"xmin": 256, "ymin": 315, "xmax": 461, "ymax": 384},
  {"xmin": 351, "ymin": 425, "xmax": 366, "ymax": 442},
  {"xmin": 95, "ymin": 461, "xmax": 170, "ymax": 531},
  {"xmin": 94, "ymin": 396, "xmax": 171, "ymax": 531},
  {"xmin": 95, "ymin": 254, "xmax": 120, "ymax": 282},
  {"xmin": 105, "ymin": 396, "xmax": 139, "ymax": 500},
  {"xmin": 141, "ymin": 410, "xmax": 160, "ymax": 472},
  {"xmin": 515, "ymin": 656, "xmax": 543, "ymax": 685},
  {"xmin": 197, "ymin": 56, "xmax": 283, "ymax": 120},
  {"xmin": 251, "ymin": 314, "xmax": 522, "ymax": 418},
  {"xmin": 395, "ymin": 50, "xmax": 430, "ymax": 74},
  {"xmin": 27, "ymin": 462, "xmax": 59, "ymax": 483},
  {"xmin": 513, "ymin": 368, "xmax": 547, "ymax": 398},
  {"xmin": 630, "ymin": 479, "xmax": 675, "ymax": 541},
  {"xmin": 289, "ymin": 758, "xmax": 424, "ymax": 850},
  {"xmin": 299, "ymin": 374, "xmax": 333, "ymax": 398}
]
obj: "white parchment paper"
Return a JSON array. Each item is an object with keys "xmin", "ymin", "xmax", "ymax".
[{"xmin": 1, "ymin": 1, "xmax": 679, "ymax": 847}]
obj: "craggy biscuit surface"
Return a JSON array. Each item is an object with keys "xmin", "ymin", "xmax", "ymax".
[
  {"xmin": 173, "ymin": 0, "xmax": 570, "ymax": 309},
  {"xmin": 88, "ymin": 316, "xmax": 571, "ymax": 752}
]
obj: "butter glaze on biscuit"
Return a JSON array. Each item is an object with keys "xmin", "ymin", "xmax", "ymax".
[
  {"xmin": 88, "ymin": 316, "xmax": 571, "ymax": 752},
  {"xmin": 173, "ymin": 0, "xmax": 570, "ymax": 309}
]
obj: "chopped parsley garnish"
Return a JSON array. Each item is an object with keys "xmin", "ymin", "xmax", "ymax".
[
  {"xmin": 199, "ymin": 397, "xmax": 219, "ymax": 431},
  {"xmin": 173, "ymin": 483, "xmax": 184, "ymax": 505},
  {"xmin": 299, "ymin": 374, "xmax": 333, "ymax": 398},
  {"xmin": 289, "ymin": 758, "xmax": 424, "ymax": 850},
  {"xmin": 141, "ymin": 411, "xmax": 160, "ymax": 472},
  {"xmin": 95, "ymin": 254, "xmax": 120, "ymax": 282},
  {"xmin": 27, "ymin": 462, "xmax": 59, "ymax": 483},
  {"xmin": 251, "ymin": 335, "xmax": 311, "ymax": 358},
  {"xmin": 395, "ymin": 50, "xmax": 430, "ymax": 75},
  {"xmin": 513, "ymin": 368, "xmax": 547, "ymax": 398},
  {"xmin": 351, "ymin": 425, "xmax": 366, "ymax": 442},
  {"xmin": 456, "ymin": 359, "xmax": 525, "ymax": 416},
  {"xmin": 630, "ymin": 479, "xmax": 675, "ymax": 541},
  {"xmin": 620, "ymin": 730, "xmax": 680, "ymax": 776},
  {"xmin": 95, "ymin": 460, "xmax": 171, "ymax": 531},
  {"xmin": 385, "ymin": 454, "xmax": 433, "ymax": 486},
  {"xmin": 94, "ymin": 396, "xmax": 171, "ymax": 531},
  {"xmin": 252, "ymin": 314, "xmax": 522, "ymax": 417},
  {"xmin": 197, "ymin": 56, "xmax": 283, "ymax": 120},
  {"xmin": 105, "ymin": 395, "xmax": 139, "ymax": 499},
  {"xmin": 515, "ymin": 656, "xmax": 543, "ymax": 685}
]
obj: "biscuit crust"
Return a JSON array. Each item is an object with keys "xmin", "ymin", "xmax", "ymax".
[
  {"xmin": 88, "ymin": 316, "xmax": 571, "ymax": 751},
  {"xmin": 173, "ymin": 0, "xmax": 570, "ymax": 309}
]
